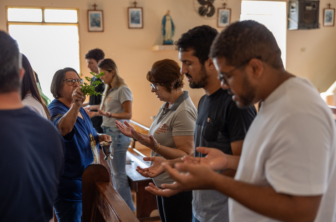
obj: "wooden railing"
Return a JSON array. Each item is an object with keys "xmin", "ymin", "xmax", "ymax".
[{"xmin": 82, "ymin": 164, "xmax": 139, "ymax": 222}]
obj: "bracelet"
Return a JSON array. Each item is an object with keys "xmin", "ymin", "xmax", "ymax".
[
  {"xmin": 109, "ymin": 113, "xmax": 112, "ymax": 118},
  {"xmin": 155, "ymin": 143, "xmax": 161, "ymax": 152}
]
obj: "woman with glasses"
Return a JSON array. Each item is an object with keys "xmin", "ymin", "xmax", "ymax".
[
  {"xmin": 84, "ymin": 59, "xmax": 135, "ymax": 211},
  {"xmin": 116, "ymin": 59, "xmax": 197, "ymax": 222},
  {"xmin": 48, "ymin": 67, "xmax": 111, "ymax": 222},
  {"xmin": 21, "ymin": 54, "xmax": 50, "ymax": 119}
]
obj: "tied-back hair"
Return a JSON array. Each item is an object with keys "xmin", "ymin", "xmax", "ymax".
[
  {"xmin": 98, "ymin": 59, "xmax": 126, "ymax": 111},
  {"xmin": 146, "ymin": 59, "xmax": 183, "ymax": 93},
  {"xmin": 21, "ymin": 54, "xmax": 51, "ymax": 120}
]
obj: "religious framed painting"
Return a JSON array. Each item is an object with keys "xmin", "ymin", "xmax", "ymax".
[
  {"xmin": 217, "ymin": 7, "xmax": 231, "ymax": 28},
  {"xmin": 88, "ymin": 10, "xmax": 104, "ymax": 32},
  {"xmin": 323, "ymin": 5, "xmax": 335, "ymax": 27},
  {"xmin": 128, "ymin": 7, "xmax": 143, "ymax": 29}
]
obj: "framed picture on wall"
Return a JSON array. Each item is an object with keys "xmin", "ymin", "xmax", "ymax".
[
  {"xmin": 128, "ymin": 7, "xmax": 143, "ymax": 29},
  {"xmin": 88, "ymin": 10, "xmax": 104, "ymax": 32},
  {"xmin": 323, "ymin": 6, "xmax": 335, "ymax": 27},
  {"xmin": 217, "ymin": 8, "xmax": 231, "ymax": 28}
]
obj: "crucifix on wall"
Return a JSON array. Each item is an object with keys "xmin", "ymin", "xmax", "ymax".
[
  {"xmin": 128, "ymin": 1, "xmax": 144, "ymax": 29},
  {"xmin": 88, "ymin": 3, "xmax": 104, "ymax": 32}
]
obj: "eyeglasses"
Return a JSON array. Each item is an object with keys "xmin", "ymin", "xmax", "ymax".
[
  {"xmin": 63, "ymin": 78, "xmax": 84, "ymax": 86},
  {"xmin": 150, "ymin": 83, "xmax": 158, "ymax": 91},
  {"xmin": 217, "ymin": 57, "xmax": 261, "ymax": 85}
]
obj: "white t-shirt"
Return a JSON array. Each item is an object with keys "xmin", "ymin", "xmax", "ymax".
[
  {"xmin": 101, "ymin": 85, "xmax": 132, "ymax": 127},
  {"xmin": 22, "ymin": 94, "xmax": 48, "ymax": 119},
  {"xmin": 230, "ymin": 77, "xmax": 336, "ymax": 222}
]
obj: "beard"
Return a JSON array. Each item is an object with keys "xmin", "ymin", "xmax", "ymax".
[
  {"xmin": 237, "ymin": 73, "xmax": 256, "ymax": 108},
  {"xmin": 187, "ymin": 65, "xmax": 208, "ymax": 89}
]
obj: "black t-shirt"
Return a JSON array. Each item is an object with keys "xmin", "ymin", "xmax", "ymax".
[
  {"xmin": 194, "ymin": 88, "xmax": 256, "ymax": 157},
  {"xmin": 89, "ymin": 76, "xmax": 105, "ymax": 133},
  {"xmin": 0, "ymin": 107, "xmax": 64, "ymax": 221},
  {"xmin": 88, "ymin": 76, "xmax": 105, "ymax": 106}
]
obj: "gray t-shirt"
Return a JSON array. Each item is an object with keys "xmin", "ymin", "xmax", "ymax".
[
  {"xmin": 101, "ymin": 85, "xmax": 133, "ymax": 127},
  {"xmin": 149, "ymin": 91, "xmax": 197, "ymax": 187}
]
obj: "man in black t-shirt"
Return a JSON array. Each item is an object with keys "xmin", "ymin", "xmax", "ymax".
[
  {"xmin": 84, "ymin": 48, "xmax": 105, "ymax": 133},
  {"xmin": 0, "ymin": 31, "xmax": 64, "ymax": 222}
]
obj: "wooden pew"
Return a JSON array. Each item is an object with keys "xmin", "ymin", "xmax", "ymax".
[
  {"xmin": 82, "ymin": 164, "xmax": 139, "ymax": 222},
  {"xmin": 127, "ymin": 120, "xmax": 160, "ymax": 221}
]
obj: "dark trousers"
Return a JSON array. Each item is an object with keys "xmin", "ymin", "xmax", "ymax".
[
  {"xmin": 91, "ymin": 116, "xmax": 103, "ymax": 133},
  {"xmin": 54, "ymin": 199, "xmax": 82, "ymax": 222},
  {"xmin": 156, "ymin": 191, "xmax": 192, "ymax": 222}
]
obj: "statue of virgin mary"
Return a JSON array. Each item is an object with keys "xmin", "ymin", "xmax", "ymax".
[{"xmin": 161, "ymin": 10, "xmax": 175, "ymax": 45}]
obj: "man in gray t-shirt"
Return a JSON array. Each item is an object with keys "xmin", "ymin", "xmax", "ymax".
[{"xmin": 142, "ymin": 25, "xmax": 256, "ymax": 222}]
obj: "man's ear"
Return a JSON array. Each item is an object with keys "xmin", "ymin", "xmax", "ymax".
[
  {"xmin": 19, "ymin": 68, "xmax": 25, "ymax": 80},
  {"xmin": 248, "ymin": 58, "xmax": 264, "ymax": 79},
  {"xmin": 205, "ymin": 58, "xmax": 216, "ymax": 70}
]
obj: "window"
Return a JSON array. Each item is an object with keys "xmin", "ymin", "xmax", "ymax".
[
  {"xmin": 7, "ymin": 7, "xmax": 80, "ymax": 100},
  {"xmin": 241, "ymin": 1, "xmax": 287, "ymax": 68}
]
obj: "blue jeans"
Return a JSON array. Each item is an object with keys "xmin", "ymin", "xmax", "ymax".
[
  {"xmin": 192, "ymin": 214, "xmax": 201, "ymax": 222},
  {"xmin": 103, "ymin": 126, "xmax": 135, "ymax": 211},
  {"xmin": 54, "ymin": 199, "xmax": 82, "ymax": 222}
]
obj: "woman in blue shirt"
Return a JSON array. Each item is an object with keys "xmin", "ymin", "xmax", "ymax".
[{"xmin": 48, "ymin": 67, "xmax": 111, "ymax": 222}]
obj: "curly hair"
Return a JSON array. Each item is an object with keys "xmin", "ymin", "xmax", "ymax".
[
  {"xmin": 176, "ymin": 25, "xmax": 218, "ymax": 65},
  {"xmin": 210, "ymin": 20, "xmax": 283, "ymax": 69},
  {"xmin": 85, "ymin": 48, "xmax": 105, "ymax": 63},
  {"xmin": 147, "ymin": 59, "xmax": 183, "ymax": 93}
]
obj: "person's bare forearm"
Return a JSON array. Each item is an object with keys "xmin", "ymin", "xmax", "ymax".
[
  {"xmin": 154, "ymin": 145, "xmax": 190, "ymax": 159},
  {"xmin": 110, "ymin": 112, "xmax": 132, "ymax": 120},
  {"xmin": 220, "ymin": 169, "xmax": 236, "ymax": 178},
  {"xmin": 57, "ymin": 103, "xmax": 80, "ymax": 136},
  {"xmin": 225, "ymin": 154, "xmax": 240, "ymax": 170},
  {"xmin": 211, "ymin": 174, "xmax": 321, "ymax": 222}
]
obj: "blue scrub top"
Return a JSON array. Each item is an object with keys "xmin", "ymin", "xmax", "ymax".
[{"xmin": 48, "ymin": 99, "xmax": 99, "ymax": 201}]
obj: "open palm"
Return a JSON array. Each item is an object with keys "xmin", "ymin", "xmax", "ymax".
[
  {"xmin": 115, "ymin": 120, "xmax": 134, "ymax": 138},
  {"xmin": 136, "ymin": 156, "xmax": 166, "ymax": 178},
  {"xmin": 183, "ymin": 147, "xmax": 228, "ymax": 171}
]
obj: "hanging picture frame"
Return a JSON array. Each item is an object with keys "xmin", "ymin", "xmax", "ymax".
[
  {"xmin": 217, "ymin": 3, "xmax": 231, "ymax": 28},
  {"xmin": 128, "ymin": 1, "xmax": 143, "ymax": 29},
  {"xmin": 88, "ymin": 4, "xmax": 104, "ymax": 32},
  {"xmin": 323, "ymin": 4, "xmax": 335, "ymax": 27}
]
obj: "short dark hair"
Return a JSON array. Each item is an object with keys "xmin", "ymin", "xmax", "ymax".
[
  {"xmin": 85, "ymin": 48, "xmax": 105, "ymax": 63},
  {"xmin": 146, "ymin": 59, "xmax": 183, "ymax": 93},
  {"xmin": 0, "ymin": 31, "xmax": 21, "ymax": 93},
  {"xmin": 210, "ymin": 20, "xmax": 283, "ymax": 69},
  {"xmin": 50, "ymin": 67, "xmax": 79, "ymax": 99},
  {"xmin": 176, "ymin": 25, "xmax": 218, "ymax": 65}
]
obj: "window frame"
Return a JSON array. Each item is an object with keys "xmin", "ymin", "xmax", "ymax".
[{"xmin": 6, "ymin": 6, "xmax": 82, "ymax": 75}]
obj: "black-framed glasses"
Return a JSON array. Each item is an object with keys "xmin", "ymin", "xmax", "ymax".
[
  {"xmin": 63, "ymin": 78, "xmax": 84, "ymax": 86},
  {"xmin": 217, "ymin": 57, "xmax": 261, "ymax": 85},
  {"xmin": 150, "ymin": 83, "xmax": 158, "ymax": 91}
]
